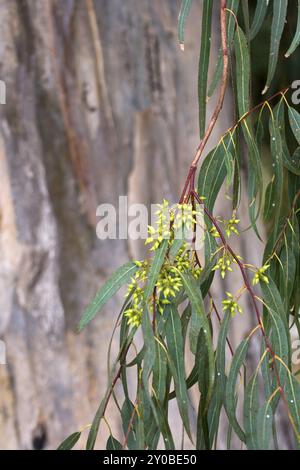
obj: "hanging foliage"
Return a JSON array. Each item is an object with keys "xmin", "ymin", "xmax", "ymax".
[{"xmin": 59, "ymin": 0, "xmax": 300, "ymax": 450}]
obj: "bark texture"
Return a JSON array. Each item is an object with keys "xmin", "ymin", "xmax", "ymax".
[{"xmin": 0, "ymin": 0, "xmax": 266, "ymax": 449}]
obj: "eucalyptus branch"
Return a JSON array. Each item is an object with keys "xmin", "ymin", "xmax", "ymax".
[{"xmin": 191, "ymin": 190, "xmax": 295, "ymax": 430}]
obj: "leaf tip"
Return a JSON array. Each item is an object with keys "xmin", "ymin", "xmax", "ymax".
[{"xmin": 262, "ymin": 85, "xmax": 269, "ymax": 95}]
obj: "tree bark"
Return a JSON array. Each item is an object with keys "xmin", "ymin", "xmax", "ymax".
[{"xmin": 0, "ymin": 0, "xmax": 267, "ymax": 449}]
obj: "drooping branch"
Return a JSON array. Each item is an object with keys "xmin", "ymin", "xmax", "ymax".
[{"xmin": 191, "ymin": 189, "xmax": 295, "ymax": 432}]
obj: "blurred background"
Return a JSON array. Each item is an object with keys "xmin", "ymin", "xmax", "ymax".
[{"xmin": 0, "ymin": 0, "xmax": 298, "ymax": 449}]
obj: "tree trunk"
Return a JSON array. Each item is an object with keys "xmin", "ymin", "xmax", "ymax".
[{"xmin": 0, "ymin": 0, "xmax": 266, "ymax": 449}]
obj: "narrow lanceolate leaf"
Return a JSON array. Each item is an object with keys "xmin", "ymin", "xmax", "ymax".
[
  {"xmin": 141, "ymin": 308, "xmax": 156, "ymax": 389},
  {"xmin": 215, "ymin": 311, "xmax": 231, "ymax": 410},
  {"xmin": 197, "ymin": 311, "xmax": 231, "ymax": 450},
  {"xmin": 179, "ymin": 271, "xmax": 215, "ymax": 409},
  {"xmin": 151, "ymin": 395, "xmax": 175, "ymax": 450},
  {"xmin": 106, "ymin": 435, "xmax": 122, "ymax": 450},
  {"xmin": 152, "ymin": 338, "xmax": 168, "ymax": 403},
  {"xmin": 86, "ymin": 388, "xmax": 110, "ymax": 449},
  {"xmin": 144, "ymin": 239, "xmax": 169, "ymax": 301},
  {"xmin": 142, "ymin": 338, "xmax": 176, "ymax": 450},
  {"xmin": 234, "ymin": 26, "xmax": 250, "ymax": 115},
  {"xmin": 276, "ymin": 101, "xmax": 300, "ymax": 175},
  {"xmin": 285, "ymin": 0, "xmax": 300, "ymax": 57},
  {"xmin": 256, "ymin": 401, "xmax": 274, "ymax": 450},
  {"xmin": 78, "ymin": 261, "xmax": 138, "ymax": 331},
  {"xmin": 178, "ymin": 0, "xmax": 193, "ymax": 51},
  {"xmin": 197, "ymin": 133, "xmax": 234, "ymax": 212},
  {"xmin": 141, "ymin": 310, "xmax": 175, "ymax": 449},
  {"xmin": 198, "ymin": 0, "xmax": 213, "ymax": 138},
  {"xmin": 189, "ymin": 300, "xmax": 206, "ymax": 355},
  {"xmin": 261, "ymin": 277, "xmax": 288, "ymax": 330},
  {"xmin": 225, "ymin": 338, "xmax": 249, "ymax": 443},
  {"xmin": 264, "ymin": 178, "xmax": 276, "ymax": 221},
  {"xmin": 267, "ymin": 308, "xmax": 290, "ymax": 386},
  {"xmin": 121, "ymin": 399, "xmax": 139, "ymax": 450},
  {"xmin": 234, "ymin": 26, "xmax": 262, "ymax": 234},
  {"xmin": 279, "ymin": 244, "xmax": 296, "ymax": 306},
  {"xmin": 165, "ymin": 305, "xmax": 191, "ymax": 439},
  {"xmin": 262, "ymin": 0, "xmax": 288, "ymax": 94},
  {"xmin": 283, "ymin": 147, "xmax": 300, "ymax": 175},
  {"xmin": 250, "ymin": 0, "xmax": 269, "ymax": 40},
  {"xmin": 208, "ymin": 0, "xmax": 240, "ymax": 98},
  {"xmin": 288, "ymin": 107, "xmax": 300, "ymax": 145},
  {"xmin": 196, "ymin": 330, "xmax": 210, "ymax": 449},
  {"xmin": 57, "ymin": 431, "xmax": 81, "ymax": 450},
  {"xmin": 285, "ymin": 373, "xmax": 300, "ymax": 444},
  {"xmin": 268, "ymin": 102, "xmax": 284, "ymax": 230},
  {"xmin": 244, "ymin": 369, "xmax": 260, "ymax": 449}
]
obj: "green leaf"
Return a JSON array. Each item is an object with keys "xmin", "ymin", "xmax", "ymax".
[
  {"xmin": 141, "ymin": 309, "xmax": 175, "ymax": 449},
  {"xmin": 121, "ymin": 399, "xmax": 139, "ymax": 450},
  {"xmin": 268, "ymin": 102, "xmax": 284, "ymax": 230},
  {"xmin": 86, "ymin": 392, "xmax": 108, "ymax": 449},
  {"xmin": 288, "ymin": 107, "xmax": 300, "ymax": 145},
  {"xmin": 189, "ymin": 303, "xmax": 206, "ymax": 356},
  {"xmin": 263, "ymin": 179, "xmax": 276, "ymax": 221},
  {"xmin": 285, "ymin": 373, "xmax": 300, "ymax": 444},
  {"xmin": 279, "ymin": 244, "xmax": 296, "ymax": 306},
  {"xmin": 179, "ymin": 271, "xmax": 215, "ymax": 409},
  {"xmin": 141, "ymin": 308, "xmax": 156, "ymax": 390},
  {"xmin": 106, "ymin": 435, "xmax": 122, "ymax": 450},
  {"xmin": 198, "ymin": 0, "xmax": 213, "ymax": 138},
  {"xmin": 234, "ymin": 26, "xmax": 250, "ymax": 116},
  {"xmin": 276, "ymin": 101, "xmax": 300, "ymax": 175},
  {"xmin": 283, "ymin": 147, "xmax": 300, "ymax": 176},
  {"xmin": 196, "ymin": 329, "xmax": 211, "ymax": 449},
  {"xmin": 144, "ymin": 239, "xmax": 169, "ymax": 301},
  {"xmin": 142, "ymin": 338, "xmax": 176, "ymax": 450},
  {"xmin": 285, "ymin": 0, "xmax": 300, "ymax": 57},
  {"xmin": 266, "ymin": 308, "xmax": 290, "ymax": 386},
  {"xmin": 197, "ymin": 133, "xmax": 234, "ymax": 212},
  {"xmin": 261, "ymin": 277, "xmax": 288, "ymax": 330},
  {"xmin": 198, "ymin": 312, "xmax": 231, "ymax": 449},
  {"xmin": 86, "ymin": 328, "xmax": 135, "ymax": 450},
  {"xmin": 152, "ymin": 336, "xmax": 168, "ymax": 403},
  {"xmin": 234, "ymin": 25, "xmax": 262, "ymax": 235},
  {"xmin": 244, "ymin": 369, "xmax": 260, "ymax": 449},
  {"xmin": 215, "ymin": 311, "xmax": 231, "ymax": 411},
  {"xmin": 250, "ymin": 0, "xmax": 269, "ymax": 40},
  {"xmin": 181, "ymin": 303, "xmax": 192, "ymax": 341},
  {"xmin": 57, "ymin": 431, "xmax": 81, "ymax": 450},
  {"xmin": 199, "ymin": 231, "xmax": 217, "ymax": 287},
  {"xmin": 178, "ymin": 0, "xmax": 192, "ymax": 50},
  {"xmin": 225, "ymin": 338, "xmax": 249, "ymax": 443},
  {"xmin": 151, "ymin": 395, "xmax": 175, "ymax": 450},
  {"xmin": 78, "ymin": 261, "xmax": 138, "ymax": 331},
  {"xmin": 262, "ymin": 0, "xmax": 288, "ymax": 95},
  {"xmin": 165, "ymin": 305, "xmax": 191, "ymax": 439},
  {"xmin": 225, "ymin": 150, "xmax": 234, "ymax": 188},
  {"xmin": 256, "ymin": 401, "xmax": 273, "ymax": 450},
  {"xmin": 197, "ymin": 387, "xmax": 223, "ymax": 450}
]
